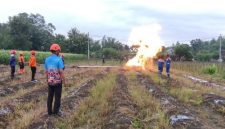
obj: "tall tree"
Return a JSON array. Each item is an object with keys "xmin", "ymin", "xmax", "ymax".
[
  {"xmin": 0, "ymin": 23, "xmax": 13, "ymax": 49},
  {"xmin": 174, "ymin": 43, "xmax": 193, "ymax": 61},
  {"xmin": 67, "ymin": 28, "xmax": 90, "ymax": 54},
  {"xmin": 8, "ymin": 13, "xmax": 55, "ymax": 50}
]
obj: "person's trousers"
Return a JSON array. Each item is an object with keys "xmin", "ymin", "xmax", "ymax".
[
  {"xmin": 30, "ymin": 67, "xmax": 36, "ymax": 80},
  {"xmin": 47, "ymin": 83, "xmax": 62, "ymax": 115},
  {"xmin": 11, "ymin": 66, "xmax": 15, "ymax": 79},
  {"xmin": 19, "ymin": 62, "xmax": 24, "ymax": 69},
  {"xmin": 166, "ymin": 66, "xmax": 170, "ymax": 77},
  {"xmin": 158, "ymin": 66, "xmax": 163, "ymax": 75}
]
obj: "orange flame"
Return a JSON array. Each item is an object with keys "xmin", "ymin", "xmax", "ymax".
[{"xmin": 125, "ymin": 24, "xmax": 164, "ymax": 70}]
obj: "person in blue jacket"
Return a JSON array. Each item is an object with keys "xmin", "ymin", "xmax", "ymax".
[
  {"xmin": 9, "ymin": 50, "xmax": 16, "ymax": 79},
  {"xmin": 157, "ymin": 55, "xmax": 164, "ymax": 77},
  {"xmin": 166, "ymin": 54, "xmax": 171, "ymax": 77}
]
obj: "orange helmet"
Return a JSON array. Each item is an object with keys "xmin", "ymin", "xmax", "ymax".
[
  {"xmin": 50, "ymin": 43, "xmax": 61, "ymax": 51},
  {"xmin": 31, "ymin": 50, "xmax": 36, "ymax": 55},
  {"xmin": 10, "ymin": 50, "xmax": 16, "ymax": 54}
]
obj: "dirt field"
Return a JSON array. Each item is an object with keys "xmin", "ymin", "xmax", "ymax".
[{"xmin": 0, "ymin": 64, "xmax": 224, "ymax": 129}]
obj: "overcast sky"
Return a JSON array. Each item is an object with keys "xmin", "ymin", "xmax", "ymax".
[{"xmin": 1, "ymin": 0, "xmax": 225, "ymax": 46}]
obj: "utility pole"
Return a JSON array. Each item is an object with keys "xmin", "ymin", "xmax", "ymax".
[
  {"xmin": 218, "ymin": 34, "xmax": 223, "ymax": 62},
  {"xmin": 88, "ymin": 32, "xmax": 90, "ymax": 60}
]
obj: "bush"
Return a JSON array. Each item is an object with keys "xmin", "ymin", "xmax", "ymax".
[
  {"xmin": 202, "ymin": 64, "xmax": 217, "ymax": 75},
  {"xmin": 102, "ymin": 48, "xmax": 119, "ymax": 59}
]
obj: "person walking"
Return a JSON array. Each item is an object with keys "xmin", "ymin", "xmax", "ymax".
[
  {"xmin": 45, "ymin": 43, "xmax": 65, "ymax": 116},
  {"xmin": 18, "ymin": 52, "xmax": 25, "ymax": 74},
  {"xmin": 157, "ymin": 55, "xmax": 164, "ymax": 77},
  {"xmin": 9, "ymin": 50, "xmax": 16, "ymax": 80},
  {"xmin": 166, "ymin": 54, "xmax": 171, "ymax": 77},
  {"xmin": 29, "ymin": 50, "xmax": 37, "ymax": 82}
]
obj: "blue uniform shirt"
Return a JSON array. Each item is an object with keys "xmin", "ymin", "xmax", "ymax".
[
  {"xmin": 158, "ymin": 59, "xmax": 164, "ymax": 68},
  {"xmin": 166, "ymin": 58, "xmax": 171, "ymax": 68},
  {"xmin": 10, "ymin": 55, "xmax": 16, "ymax": 67},
  {"xmin": 44, "ymin": 54, "xmax": 64, "ymax": 85}
]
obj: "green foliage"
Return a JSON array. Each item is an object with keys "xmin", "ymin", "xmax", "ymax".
[
  {"xmin": 190, "ymin": 37, "xmax": 225, "ymax": 61},
  {"xmin": 8, "ymin": 13, "xmax": 55, "ymax": 50},
  {"xmin": 202, "ymin": 64, "xmax": 217, "ymax": 75},
  {"xmin": 132, "ymin": 118, "xmax": 143, "ymax": 129},
  {"xmin": 174, "ymin": 43, "xmax": 193, "ymax": 61},
  {"xmin": 66, "ymin": 28, "xmax": 90, "ymax": 54},
  {"xmin": 102, "ymin": 48, "xmax": 119, "ymax": 59},
  {"xmin": 196, "ymin": 52, "xmax": 213, "ymax": 61}
]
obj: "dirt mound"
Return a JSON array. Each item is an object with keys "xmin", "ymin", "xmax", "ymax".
[
  {"xmin": 203, "ymin": 93, "xmax": 225, "ymax": 115},
  {"xmin": 104, "ymin": 73, "xmax": 137, "ymax": 129},
  {"xmin": 0, "ymin": 81, "xmax": 37, "ymax": 96}
]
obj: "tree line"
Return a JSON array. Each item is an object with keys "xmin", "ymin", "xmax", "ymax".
[
  {"xmin": 1, "ymin": 13, "xmax": 224, "ymax": 61},
  {"xmin": 0, "ymin": 13, "xmax": 130, "ymax": 59}
]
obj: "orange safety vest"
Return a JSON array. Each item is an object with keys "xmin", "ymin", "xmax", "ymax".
[
  {"xmin": 29, "ymin": 55, "xmax": 36, "ymax": 67},
  {"xmin": 18, "ymin": 56, "xmax": 25, "ymax": 63}
]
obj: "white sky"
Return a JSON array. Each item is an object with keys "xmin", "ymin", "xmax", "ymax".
[{"xmin": 1, "ymin": 0, "xmax": 225, "ymax": 46}]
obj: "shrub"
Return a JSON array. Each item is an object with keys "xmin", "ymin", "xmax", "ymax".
[{"xmin": 202, "ymin": 64, "xmax": 217, "ymax": 75}]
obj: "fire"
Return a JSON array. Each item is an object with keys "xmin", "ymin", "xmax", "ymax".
[{"xmin": 126, "ymin": 23, "xmax": 164, "ymax": 70}]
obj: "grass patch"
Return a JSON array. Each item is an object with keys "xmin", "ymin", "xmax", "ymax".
[
  {"xmin": 144, "ymin": 70, "xmax": 225, "ymax": 106},
  {"xmin": 172, "ymin": 74, "xmax": 225, "ymax": 98},
  {"xmin": 57, "ymin": 73, "xmax": 116, "ymax": 129},
  {"xmin": 169, "ymin": 87, "xmax": 202, "ymax": 105},
  {"xmin": 126, "ymin": 72, "xmax": 171, "ymax": 129}
]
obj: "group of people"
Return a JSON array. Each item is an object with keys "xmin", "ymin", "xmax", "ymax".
[
  {"xmin": 9, "ymin": 50, "xmax": 37, "ymax": 82},
  {"xmin": 157, "ymin": 54, "xmax": 171, "ymax": 77},
  {"xmin": 9, "ymin": 43, "xmax": 65, "ymax": 116}
]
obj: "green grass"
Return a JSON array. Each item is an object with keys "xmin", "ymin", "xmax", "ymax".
[
  {"xmin": 171, "ymin": 62, "xmax": 225, "ymax": 79},
  {"xmin": 127, "ymin": 72, "xmax": 171, "ymax": 129},
  {"xmin": 169, "ymin": 87, "xmax": 203, "ymax": 105},
  {"xmin": 143, "ymin": 71, "xmax": 203, "ymax": 105}
]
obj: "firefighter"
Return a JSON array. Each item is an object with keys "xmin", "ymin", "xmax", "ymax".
[
  {"xmin": 9, "ymin": 50, "xmax": 16, "ymax": 79},
  {"xmin": 157, "ymin": 55, "xmax": 164, "ymax": 77},
  {"xmin": 45, "ymin": 43, "xmax": 65, "ymax": 116},
  {"xmin": 29, "ymin": 50, "xmax": 37, "ymax": 82},
  {"xmin": 18, "ymin": 52, "xmax": 25, "ymax": 74}
]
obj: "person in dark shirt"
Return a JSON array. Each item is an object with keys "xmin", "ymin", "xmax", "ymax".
[{"xmin": 9, "ymin": 50, "xmax": 16, "ymax": 79}]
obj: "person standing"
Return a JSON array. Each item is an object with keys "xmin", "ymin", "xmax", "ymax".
[
  {"xmin": 60, "ymin": 54, "xmax": 65, "ymax": 70},
  {"xmin": 166, "ymin": 54, "xmax": 171, "ymax": 77},
  {"xmin": 29, "ymin": 50, "xmax": 37, "ymax": 82},
  {"xmin": 18, "ymin": 52, "xmax": 25, "ymax": 74},
  {"xmin": 102, "ymin": 54, "xmax": 105, "ymax": 64},
  {"xmin": 45, "ymin": 43, "xmax": 65, "ymax": 116},
  {"xmin": 9, "ymin": 50, "xmax": 16, "ymax": 79},
  {"xmin": 157, "ymin": 55, "xmax": 165, "ymax": 77}
]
